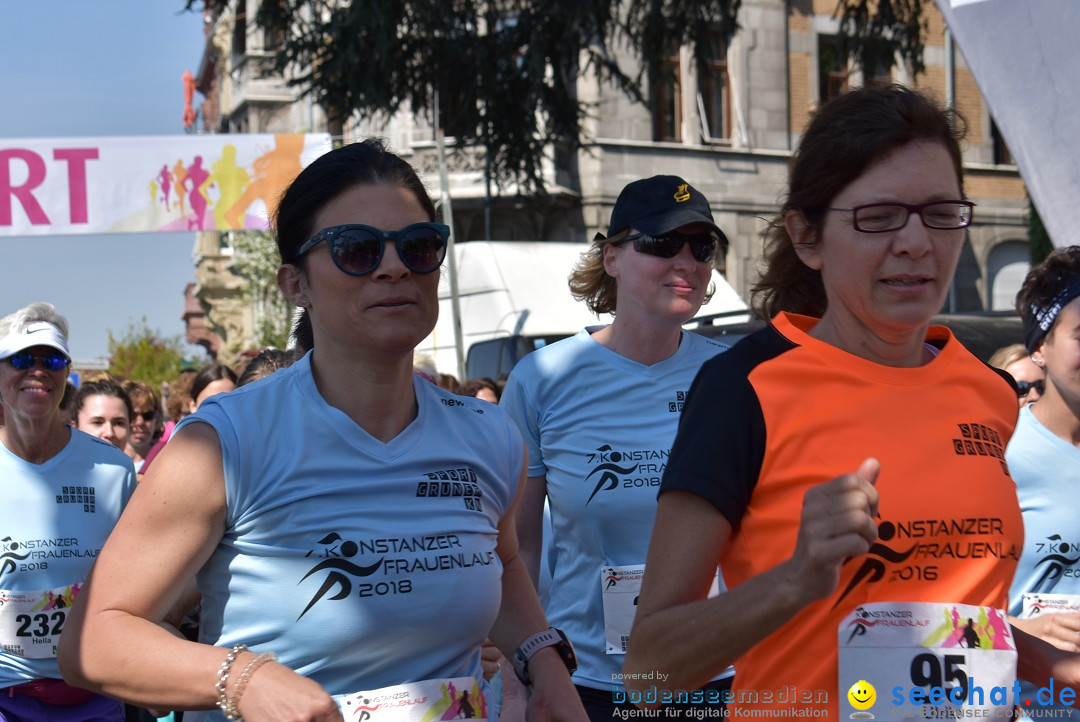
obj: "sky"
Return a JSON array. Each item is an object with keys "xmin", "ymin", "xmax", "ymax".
[{"xmin": 0, "ymin": 1, "xmax": 208, "ymax": 363}]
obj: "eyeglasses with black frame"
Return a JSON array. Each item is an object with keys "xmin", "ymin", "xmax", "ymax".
[
  {"xmin": 827, "ymin": 201, "xmax": 975, "ymax": 233},
  {"xmin": 1016, "ymin": 379, "xmax": 1044, "ymax": 398},
  {"xmin": 7, "ymin": 351, "xmax": 71, "ymax": 372},
  {"xmin": 294, "ymin": 223, "xmax": 450, "ymax": 276},
  {"xmin": 620, "ymin": 230, "xmax": 721, "ymax": 264}
]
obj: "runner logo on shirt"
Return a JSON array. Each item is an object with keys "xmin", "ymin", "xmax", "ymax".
[
  {"xmin": 834, "ymin": 521, "xmax": 917, "ymax": 608},
  {"xmin": 0, "ymin": 536, "xmax": 93, "ymax": 575},
  {"xmin": 583, "ymin": 445, "xmax": 668, "ymax": 505},
  {"xmin": 298, "ymin": 532, "xmax": 385, "ymax": 620},
  {"xmin": 1027, "ymin": 533, "xmax": 1080, "ymax": 592},
  {"xmin": 834, "ymin": 517, "xmax": 1019, "ymax": 607},
  {"xmin": 297, "ymin": 533, "xmax": 495, "ymax": 619},
  {"xmin": 0, "ymin": 537, "xmax": 30, "ymax": 575}
]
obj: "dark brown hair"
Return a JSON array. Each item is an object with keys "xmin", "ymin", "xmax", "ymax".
[
  {"xmin": 751, "ymin": 85, "xmax": 966, "ymax": 319},
  {"xmin": 1016, "ymin": 245, "xmax": 1080, "ymax": 349},
  {"xmin": 75, "ymin": 379, "xmax": 133, "ymax": 422},
  {"xmin": 274, "ymin": 139, "xmax": 436, "ymax": 351}
]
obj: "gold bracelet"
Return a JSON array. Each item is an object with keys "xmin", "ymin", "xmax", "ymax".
[
  {"xmin": 229, "ymin": 651, "xmax": 278, "ymax": 717},
  {"xmin": 215, "ymin": 644, "xmax": 248, "ymax": 720}
]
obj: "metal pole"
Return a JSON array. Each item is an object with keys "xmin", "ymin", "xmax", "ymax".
[
  {"xmin": 945, "ymin": 28, "xmax": 957, "ymax": 313},
  {"xmin": 435, "ymin": 91, "xmax": 468, "ymax": 381},
  {"xmin": 484, "ymin": 149, "xmax": 492, "ymax": 241},
  {"xmin": 945, "ymin": 28, "xmax": 955, "ymax": 110}
]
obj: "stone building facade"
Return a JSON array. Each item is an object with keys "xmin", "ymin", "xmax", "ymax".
[{"xmin": 190, "ymin": 0, "xmax": 1030, "ymax": 353}]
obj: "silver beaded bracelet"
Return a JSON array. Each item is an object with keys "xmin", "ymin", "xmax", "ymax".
[{"xmin": 215, "ymin": 644, "xmax": 248, "ymax": 720}]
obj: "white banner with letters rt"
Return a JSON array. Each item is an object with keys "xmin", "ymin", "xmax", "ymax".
[{"xmin": 0, "ymin": 133, "xmax": 333, "ymax": 237}]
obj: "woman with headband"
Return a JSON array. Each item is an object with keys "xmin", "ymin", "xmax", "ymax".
[
  {"xmin": 0, "ymin": 302, "xmax": 136, "ymax": 720},
  {"xmin": 1008, "ymin": 246, "xmax": 1080, "ymax": 713}
]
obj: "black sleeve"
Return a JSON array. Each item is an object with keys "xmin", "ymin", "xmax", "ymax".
[
  {"xmin": 986, "ymin": 363, "xmax": 1019, "ymax": 395},
  {"xmin": 661, "ymin": 328, "xmax": 785, "ymax": 530}
]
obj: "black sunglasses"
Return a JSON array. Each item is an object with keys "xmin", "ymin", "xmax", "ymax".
[
  {"xmin": 623, "ymin": 231, "xmax": 719, "ymax": 263},
  {"xmin": 7, "ymin": 351, "xmax": 71, "ymax": 371},
  {"xmin": 1017, "ymin": 379, "xmax": 1045, "ymax": 398},
  {"xmin": 294, "ymin": 223, "xmax": 450, "ymax": 276}
]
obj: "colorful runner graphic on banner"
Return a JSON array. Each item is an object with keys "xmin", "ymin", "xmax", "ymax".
[{"xmin": 0, "ymin": 133, "xmax": 332, "ymax": 236}]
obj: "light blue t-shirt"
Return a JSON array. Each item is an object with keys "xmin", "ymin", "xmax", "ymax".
[
  {"xmin": 175, "ymin": 352, "xmax": 523, "ymax": 711},
  {"xmin": 1006, "ymin": 403, "xmax": 1080, "ymax": 715},
  {"xmin": 1007, "ymin": 403, "xmax": 1080, "ymax": 614},
  {"xmin": 0, "ymin": 429, "xmax": 136, "ymax": 688},
  {"xmin": 501, "ymin": 328, "xmax": 731, "ymax": 691}
]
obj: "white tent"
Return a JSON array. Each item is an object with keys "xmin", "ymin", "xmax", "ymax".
[{"xmin": 937, "ymin": 0, "xmax": 1080, "ymax": 248}]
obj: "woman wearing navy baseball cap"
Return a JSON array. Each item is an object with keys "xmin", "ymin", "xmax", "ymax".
[{"xmin": 501, "ymin": 175, "xmax": 735, "ymax": 720}]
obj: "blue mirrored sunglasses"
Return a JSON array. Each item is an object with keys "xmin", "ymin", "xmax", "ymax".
[
  {"xmin": 294, "ymin": 223, "xmax": 450, "ymax": 276},
  {"xmin": 7, "ymin": 351, "xmax": 71, "ymax": 371}
]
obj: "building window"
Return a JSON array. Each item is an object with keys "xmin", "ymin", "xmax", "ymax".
[
  {"xmin": 653, "ymin": 44, "xmax": 681, "ymax": 142},
  {"xmin": 991, "ymin": 117, "xmax": 1013, "ymax": 165},
  {"xmin": 698, "ymin": 30, "xmax": 730, "ymax": 140},
  {"xmin": 232, "ymin": 6, "xmax": 246, "ymax": 57},
  {"xmin": 818, "ymin": 35, "xmax": 848, "ymax": 103}
]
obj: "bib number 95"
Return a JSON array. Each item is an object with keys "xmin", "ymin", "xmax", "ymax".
[{"xmin": 911, "ymin": 652, "xmax": 969, "ymax": 702}]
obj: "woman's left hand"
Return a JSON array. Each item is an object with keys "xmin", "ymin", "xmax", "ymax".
[
  {"xmin": 1013, "ymin": 613, "xmax": 1080, "ymax": 653},
  {"xmin": 522, "ymin": 647, "xmax": 588, "ymax": 722}
]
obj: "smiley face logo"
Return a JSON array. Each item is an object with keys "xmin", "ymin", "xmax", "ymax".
[{"xmin": 847, "ymin": 680, "xmax": 876, "ymax": 712}]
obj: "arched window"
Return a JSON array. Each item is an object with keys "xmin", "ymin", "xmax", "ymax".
[{"xmin": 987, "ymin": 240, "xmax": 1030, "ymax": 311}]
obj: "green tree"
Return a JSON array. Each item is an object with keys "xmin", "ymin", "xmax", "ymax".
[
  {"xmin": 107, "ymin": 319, "xmax": 200, "ymax": 388},
  {"xmin": 187, "ymin": 0, "xmax": 929, "ymax": 190},
  {"xmin": 190, "ymin": 0, "xmax": 740, "ymax": 189},
  {"xmin": 1026, "ymin": 196, "xmax": 1053, "ymax": 266},
  {"xmin": 229, "ymin": 230, "xmax": 293, "ymax": 349},
  {"xmin": 836, "ymin": 0, "xmax": 929, "ymax": 78}
]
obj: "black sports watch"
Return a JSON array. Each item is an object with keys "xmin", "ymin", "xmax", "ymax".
[{"xmin": 512, "ymin": 626, "xmax": 577, "ymax": 687}]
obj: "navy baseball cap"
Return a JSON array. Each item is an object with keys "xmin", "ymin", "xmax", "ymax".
[{"xmin": 604, "ymin": 175, "xmax": 728, "ymax": 251}]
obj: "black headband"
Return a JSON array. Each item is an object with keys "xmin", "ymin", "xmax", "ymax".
[{"xmin": 1023, "ymin": 273, "xmax": 1080, "ymax": 353}]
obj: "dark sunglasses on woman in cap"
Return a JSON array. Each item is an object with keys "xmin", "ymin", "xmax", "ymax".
[
  {"xmin": 621, "ymin": 230, "xmax": 720, "ymax": 263},
  {"xmin": 294, "ymin": 223, "xmax": 450, "ymax": 276},
  {"xmin": 1017, "ymin": 379, "xmax": 1044, "ymax": 398},
  {"xmin": 7, "ymin": 351, "xmax": 71, "ymax": 371}
]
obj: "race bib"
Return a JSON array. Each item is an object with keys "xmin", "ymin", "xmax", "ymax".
[
  {"xmin": 602, "ymin": 564, "xmax": 720, "ymax": 655},
  {"xmin": 1021, "ymin": 593, "xmax": 1080, "ymax": 618},
  {"xmin": 838, "ymin": 602, "xmax": 1017, "ymax": 720},
  {"xmin": 0, "ymin": 584, "xmax": 80, "ymax": 659},
  {"xmin": 337, "ymin": 676, "xmax": 487, "ymax": 722}
]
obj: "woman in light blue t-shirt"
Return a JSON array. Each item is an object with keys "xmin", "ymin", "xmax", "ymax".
[
  {"xmin": 60, "ymin": 140, "xmax": 585, "ymax": 722},
  {"xmin": 1008, "ymin": 247, "xmax": 1080, "ymax": 715},
  {"xmin": 501, "ymin": 176, "xmax": 733, "ymax": 721},
  {"xmin": 0, "ymin": 302, "xmax": 136, "ymax": 721}
]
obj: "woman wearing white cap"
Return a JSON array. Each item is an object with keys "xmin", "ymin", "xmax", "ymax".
[
  {"xmin": 0, "ymin": 302, "xmax": 136, "ymax": 720},
  {"xmin": 500, "ymin": 176, "xmax": 734, "ymax": 719}
]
